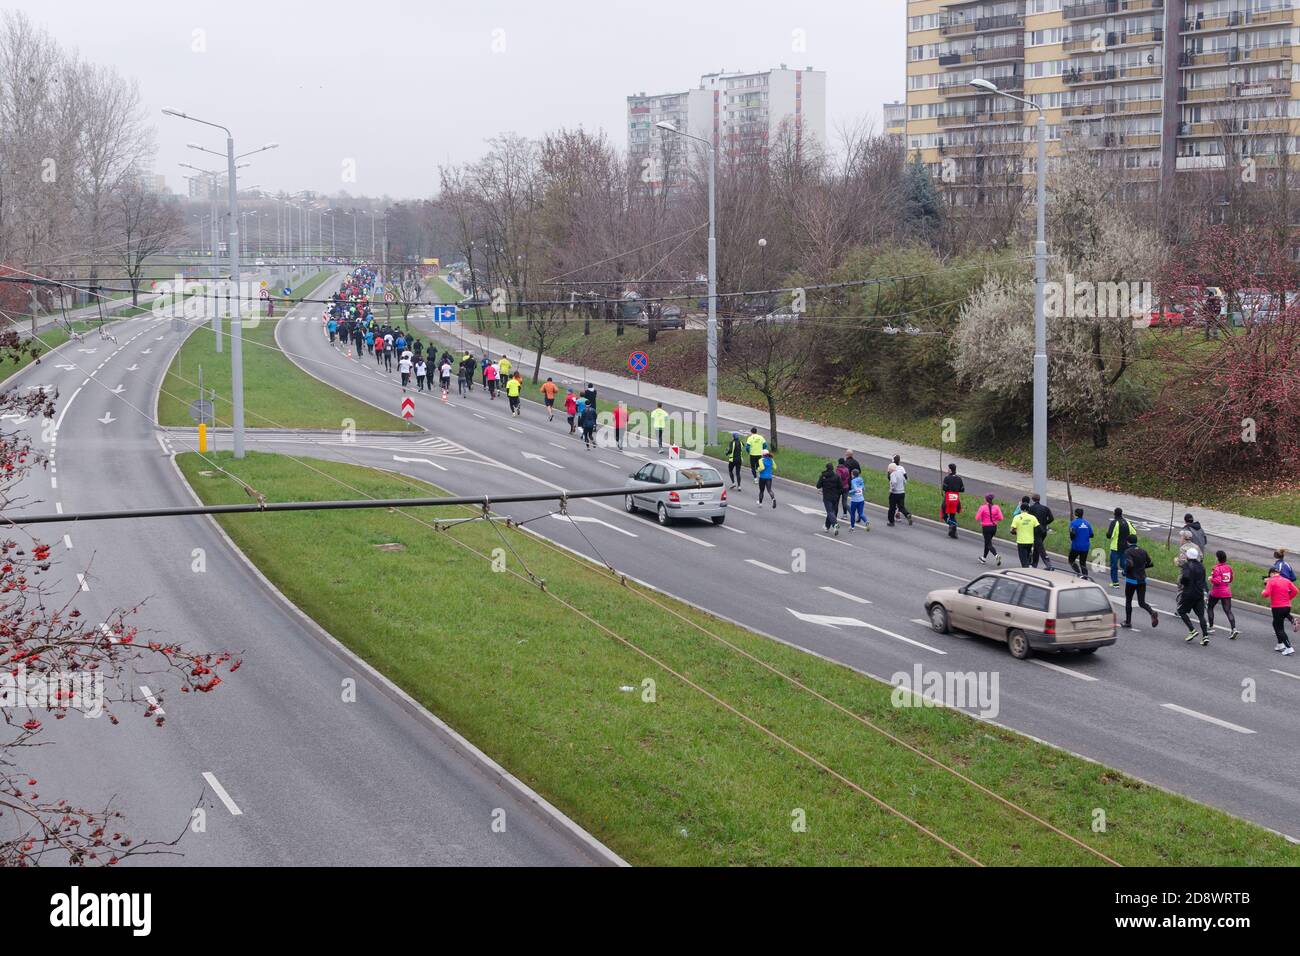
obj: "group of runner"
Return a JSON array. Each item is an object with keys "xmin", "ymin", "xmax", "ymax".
[{"xmin": 726, "ymin": 424, "xmax": 1298, "ymax": 652}]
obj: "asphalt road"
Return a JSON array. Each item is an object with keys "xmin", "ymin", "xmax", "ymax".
[
  {"xmin": 430, "ymin": 321, "xmax": 1283, "ymax": 572},
  {"xmin": 1, "ymin": 282, "xmax": 605, "ymax": 866},
  {"xmin": 260, "ymin": 302, "xmax": 1300, "ymax": 841}
]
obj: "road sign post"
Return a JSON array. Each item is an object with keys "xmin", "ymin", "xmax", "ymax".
[{"xmin": 628, "ymin": 351, "xmax": 649, "ymax": 399}]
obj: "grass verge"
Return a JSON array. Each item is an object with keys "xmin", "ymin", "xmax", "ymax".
[
  {"xmin": 157, "ymin": 316, "xmax": 416, "ymax": 432},
  {"xmin": 177, "ymin": 450, "xmax": 1300, "ymax": 866}
]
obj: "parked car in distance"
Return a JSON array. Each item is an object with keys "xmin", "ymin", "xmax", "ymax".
[
  {"xmin": 624, "ymin": 459, "xmax": 727, "ymax": 526},
  {"xmin": 636, "ymin": 306, "xmax": 685, "ymax": 330},
  {"xmin": 925, "ymin": 568, "xmax": 1116, "ymax": 659},
  {"xmin": 457, "ymin": 296, "xmax": 491, "ymax": 309}
]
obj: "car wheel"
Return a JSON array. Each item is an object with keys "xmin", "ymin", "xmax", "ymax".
[
  {"xmin": 1007, "ymin": 629, "xmax": 1032, "ymax": 660},
  {"xmin": 657, "ymin": 503, "xmax": 672, "ymax": 526},
  {"xmin": 711, "ymin": 515, "xmax": 725, "ymax": 526},
  {"xmin": 928, "ymin": 604, "xmax": 951, "ymax": 634},
  {"xmin": 624, "ymin": 494, "xmax": 637, "ymax": 514}
]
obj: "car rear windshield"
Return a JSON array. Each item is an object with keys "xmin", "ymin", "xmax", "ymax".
[
  {"xmin": 1057, "ymin": 586, "xmax": 1112, "ymax": 616},
  {"xmin": 678, "ymin": 467, "xmax": 721, "ymax": 484}
]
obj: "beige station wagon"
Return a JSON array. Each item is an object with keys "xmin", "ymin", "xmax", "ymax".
[{"xmin": 925, "ymin": 568, "xmax": 1117, "ymax": 659}]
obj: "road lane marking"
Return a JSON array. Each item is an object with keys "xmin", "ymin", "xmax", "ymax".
[
  {"xmin": 63, "ymin": 534, "xmax": 73, "ymax": 550},
  {"xmin": 392, "ymin": 454, "xmax": 448, "ymax": 472},
  {"xmin": 718, "ymin": 524, "xmax": 745, "ymax": 534},
  {"xmin": 727, "ymin": 504, "xmax": 757, "ymax": 515},
  {"xmin": 1160, "ymin": 703, "xmax": 1255, "ymax": 735},
  {"xmin": 822, "ymin": 586, "xmax": 871, "ymax": 604},
  {"xmin": 549, "ymin": 442, "xmax": 566, "ymax": 450},
  {"xmin": 548, "ymin": 513, "xmax": 637, "ymax": 537},
  {"xmin": 201, "ymin": 772, "xmax": 244, "ymax": 815},
  {"xmin": 1030, "ymin": 659, "xmax": 1099, "ymax": 682},
  {"xmin": 928, "ymin": 568, "xmax": 968, "ymax": 582},
  {"xmin": 55, "ymin": 503, "xmax": 62, "ymax": 514},
  {"xmin": 473, "ymin": 413, "xmax": 486, "ymax": 420},
  {"xmin": 139, "ymin": 685, "xmax": 165, "ymax": 716},
  {"xmin": 1269, "ymin": 668, "xmax": 1300, "ymax": 681},
  {"xmin": 597, "ymin": 460, "xmax": 619, "ymax": 468},
  {"xmin": 745, "ymin": 559, "xmax": 789, "ymax": 575},
  {"xmin": 75, "ymin": 573, "xmax": 89, "ymax": 591}
]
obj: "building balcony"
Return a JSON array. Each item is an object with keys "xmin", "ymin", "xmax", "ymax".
[
  {"xmin": 1181, "ymin": 45, "xmax": 1293, "ymax": 68},
  {"xmin": 1181, "ymin": 6, "xmax": 1296, "ymax": 33},
  {"xmin": 1063, "ymin": 97, "xmax": 1162, "ymax": 117},
  {"xmin": 1064, "ymin": 63, "xmax": 1166, "ymax": 85},
  {"xmin": 941, "ymin": 44, "xmax": 1025, "ymax": 65},
  {"xmin": 938, "ymin": 75, "xmax": 1024, "ymax": 96},
  {"xmin": 939, "ymin": 13, "xmax": 1025, "ymax": 37},
  {"xmin": 1179, "ymin": 78, "xmax": 1292, "ymax": 102},
  {"xmin": 1179, "ymin": 117, "xmax": 1294, "ymax": 137},
  {"xmin": 938, "ymin": 140, "xmax": 1026, "ymax": 156},
  {"xmin": 1086, "ymin": 131, "xmax": 1162, "ymax": 148},
  {"xmin": 1064, "ymin": 0, "xmax": 1165, "ymax": 21},
  {"xmin": 1065, "ymin": 28, "xmax": 1163, "ymax": 52},
  {"xmin": 936, "ymin": 109, "xmax": 1025, "ymax": 127}
]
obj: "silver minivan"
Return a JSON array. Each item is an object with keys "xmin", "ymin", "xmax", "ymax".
[{"xmin": 624, "ymin": 459, "xmax": 727, "ymax": 526}]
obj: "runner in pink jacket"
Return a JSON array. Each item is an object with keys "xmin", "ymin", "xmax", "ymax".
[
  {"xmin": 1262, "ymin": 569, "xmax": 1299, "ymax": 655},
  {"xmin": 975, "ymin": 494, "xmax": 1003, "ymax": 566},
  {"xmin": 1208, "ymin": 550, "xmax": 1238, "ymax": 639}
]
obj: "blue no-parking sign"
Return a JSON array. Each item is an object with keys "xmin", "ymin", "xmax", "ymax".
[
  {"xmin": 433, "ymin": 304, "xmax": 458, "ymax": 323},
  {"xmin": 628, "ymin": 350, "xmax": 649, "ymax": 373}
]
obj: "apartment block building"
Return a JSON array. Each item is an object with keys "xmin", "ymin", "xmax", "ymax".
[
  {"xmin": 904, "ymin": 0, "xmax": 1300, "ymax": 204},
  {"xmin": 627, "ymin": 67, "xmax": 827, "ymax": 185},
  {"xmin": 885, "ymin": 100, "xmax": 908, "ymax": 135}
]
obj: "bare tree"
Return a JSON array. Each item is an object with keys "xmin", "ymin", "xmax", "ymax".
[
  {"xmin": 110, "ymin": 178, "xmax": 180, "ymax": 305},
  {"xmin": 732, "ymin": 315, "xmax": 816, "ymax": 452}
]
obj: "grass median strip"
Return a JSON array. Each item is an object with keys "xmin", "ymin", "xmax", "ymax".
[
  {"xmin": 157, "ymin": 316, "xmax": 417, "ymax": 432},
  {"xmin": 178, "ymin": 450, "xmax": 1300, "ymax": 866}
]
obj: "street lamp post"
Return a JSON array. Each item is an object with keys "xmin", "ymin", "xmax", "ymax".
[
  {"xmin": 656, "ymin": 120, "xmax": 718, "ymax": 446},
  {"xmin": 166, "ymin": 116, "xmax": 276, "ymax": 460},
  {"xmin": 970, "ymin": 78, "xmax": 1048, "ymax": 502}
]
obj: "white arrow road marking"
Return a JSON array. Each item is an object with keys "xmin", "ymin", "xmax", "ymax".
[
  {"xmin": 392, "ymin": 455, "xmax": 447, "ymax": 472},
  {"xmin": 788, "ymin": 504, "xmax": 825, "ymax": 516},
  {"xmin": 1160, "ymin": 703, "xmax": 1255, "ymax": 735},
  {"xmin": 155, "ymin": 335, "xmax": 165, "ymax": 340},
  {"xmin": 76, "ymin": 348, "xmax": 97, "ymax": 354},
  {"xmin": 787, "ymin": 609, "xmax": 947, "ymax": 654},
  {"xmin": 788, "ymin": 609, "xmax": 865, "ymax": 628},
  {"xmin": 549, "ymin": 513, "xmax": 637, "ymax": 537},
  {"xmin": 201, "ymin": 772, "xmax": 243, "ymax": 815},
  {"xmin": 140, "ymin": 348, "xmax": 152, "ymax": 354},
  {"xmin": 139, "ymin": 685, "xmax": 165, "ymax": 716},
  {"xmin": 821, "ymin": 586, "xmax": 871, "ymax": 604},
  {"xmin": 97, "ymin": 412, "xmax": 116, "ymax": 424},
  {"xmin": 1030, "ymin": 659, "xmax": 1099, "ymax": 682},
  {"xmin": 125, "ymin": 364, "xmax": 140, "ymax": 371},
  {"xmin": 746, "ymin": 559, "xmax": 789, "ymax": 575},
  {"xmin": 109, "ymin": 385, "xmax": 125, "ymax": 394},
  {"xmin": 521, "ymin": 451, "xmax": 563, "ymax": 469},
  {"xmin": 56, "ymin": 363, "xmax": 77, "ymax": 371}
]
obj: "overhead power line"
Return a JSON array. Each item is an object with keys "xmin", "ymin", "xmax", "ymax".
[{"xmin": 5, "ymin": 480, "xmax": 721, "ymax": 527}]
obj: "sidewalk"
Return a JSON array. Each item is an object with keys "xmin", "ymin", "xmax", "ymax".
[{"xmin": 428, "ymin": 320, "xmax": 1300, "ymax": 556}]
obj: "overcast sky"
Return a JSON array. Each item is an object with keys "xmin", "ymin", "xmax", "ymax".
[{"xmin": 16, "ymin": 0, "xmax": 905, "ymax": 199}]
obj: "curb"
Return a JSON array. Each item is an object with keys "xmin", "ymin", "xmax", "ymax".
[{"xmin": 165, "ymin": 451, "xmax": 627, "ymax": 868}]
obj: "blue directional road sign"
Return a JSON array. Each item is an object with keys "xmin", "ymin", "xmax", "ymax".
[{"xmin": 433, "ymin": 304, "xmax": 458, "ymax": 323}]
